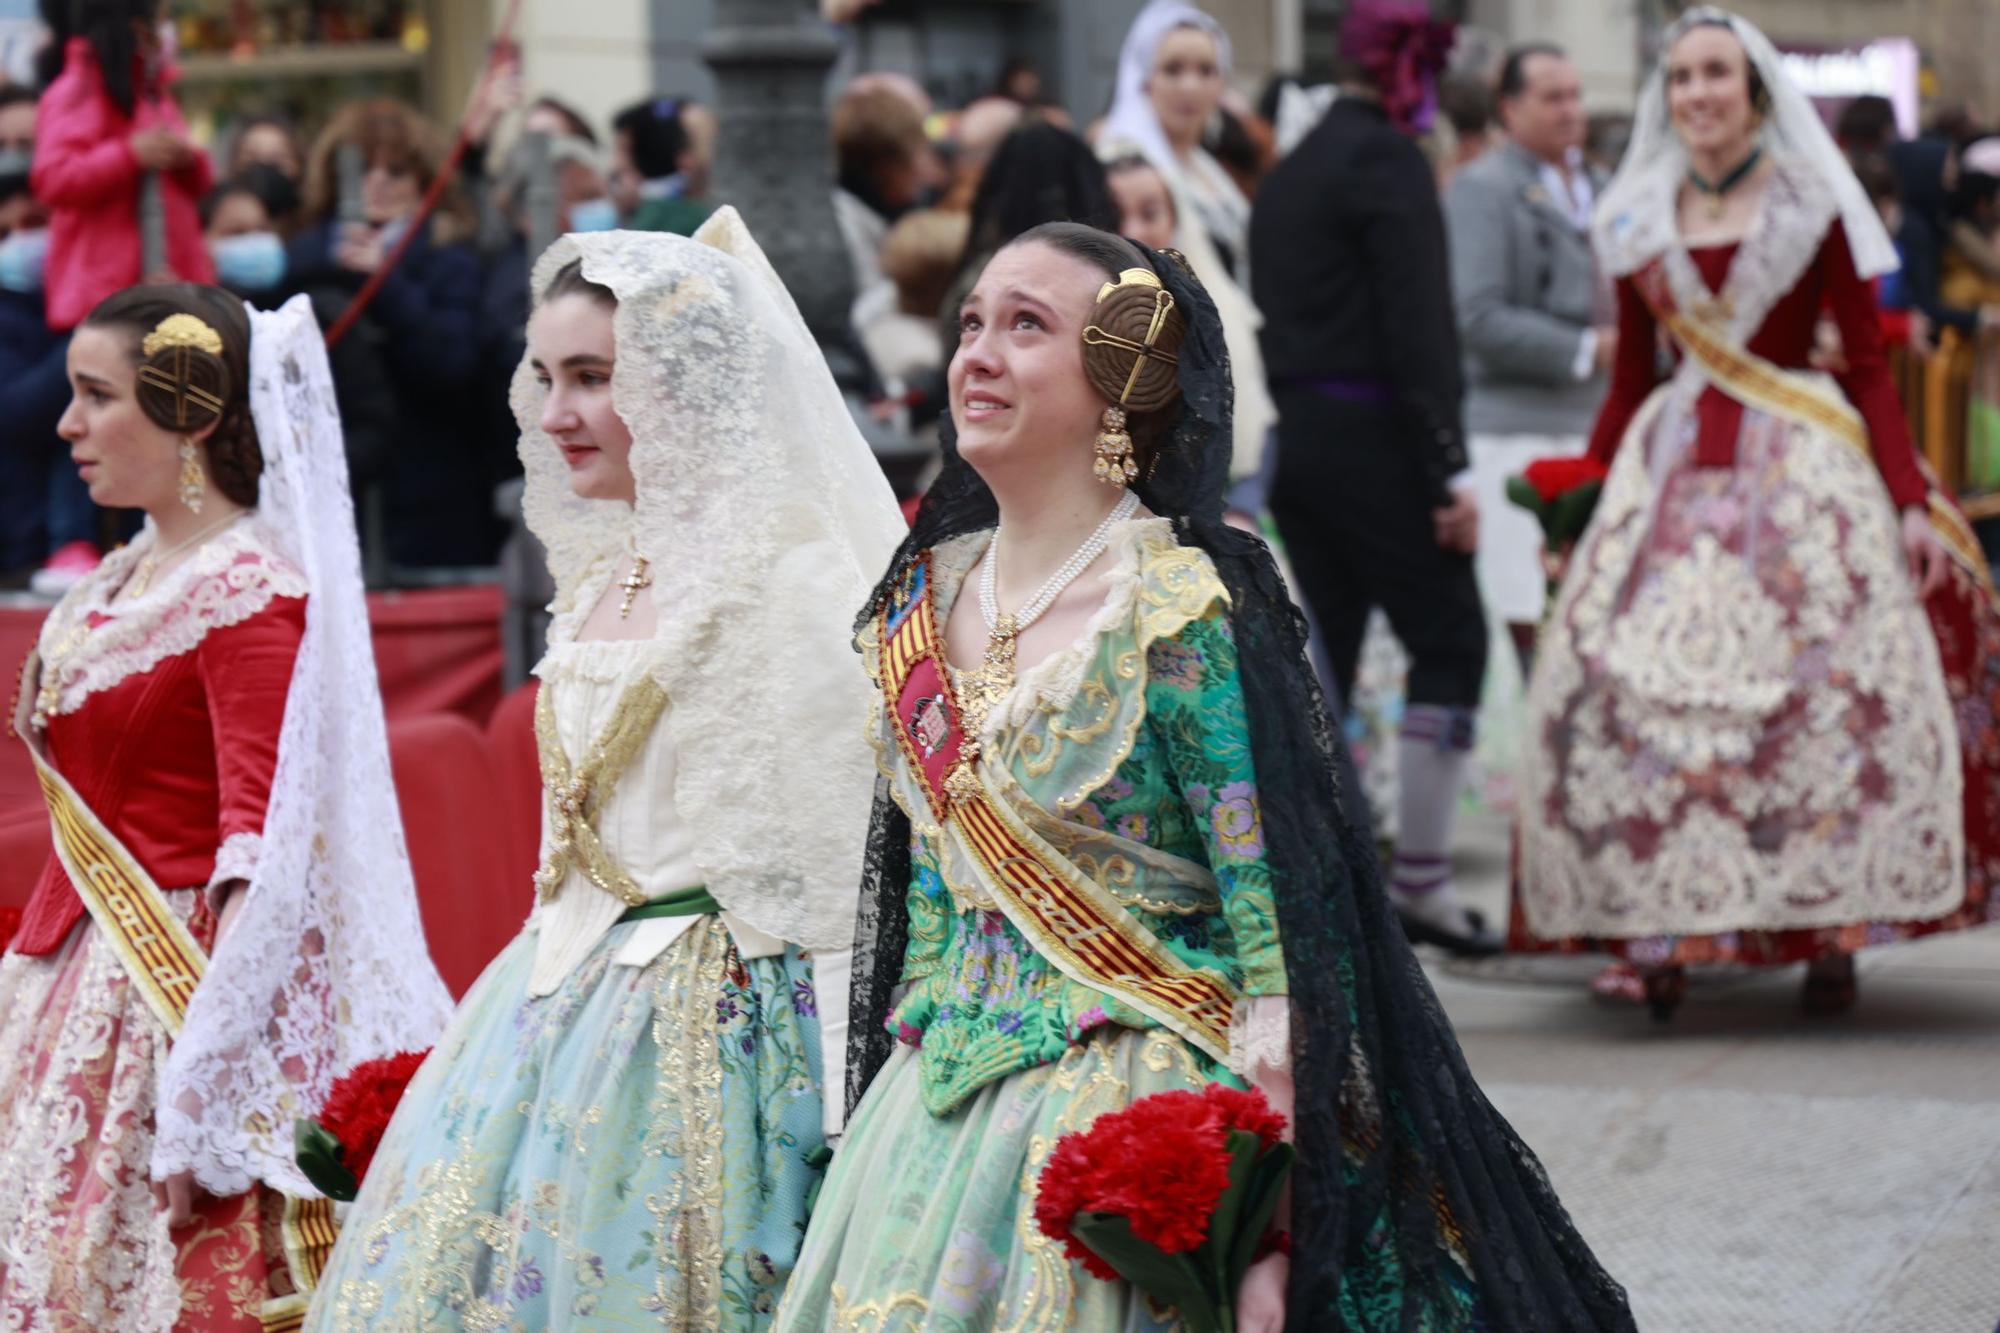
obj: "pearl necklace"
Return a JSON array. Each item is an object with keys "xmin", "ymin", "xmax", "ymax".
[{"xmin": 961, "ymin": 490, "xmax": 1139, "ymax": 738}]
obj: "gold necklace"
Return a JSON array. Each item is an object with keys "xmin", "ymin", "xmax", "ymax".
[
  {"xmin": 960, "ymin": 490, "xmax": 1140, "ymax": 738},
  {"xmin": 127, "ymin": 512, "xmax": 241, "ymax": 599},
  {"xmin": 615, "ymin": 542, "xmax": 653, "ymax": 618}
]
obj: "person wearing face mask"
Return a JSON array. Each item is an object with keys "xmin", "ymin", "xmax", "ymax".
[
  {"xmin": 0, "ymin": 147, "xmax": 84, "ymax": 589},
  {"xmin": 289, "ymin": 98, "xmax": 494, "ymax": 568},
  {"xmin": 201, "ymin": 174, "xmax": 291, "ymax": 302}
]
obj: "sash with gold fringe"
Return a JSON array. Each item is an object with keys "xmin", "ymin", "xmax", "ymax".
[
  {"xmin": 28, "ymin": 742, "xmax": 336, "ymax": 1330},
  {"xmin": 878, "ymin": 556, "xmax": 1239, "ymax": 1061},
  {"xmin": 1641, "ymin": 275, "xmax": 1996, "ymax": 598}
]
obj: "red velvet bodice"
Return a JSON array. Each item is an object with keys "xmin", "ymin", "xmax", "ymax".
[
  {"xmin": 16, "ymin": 578, "xmax": 304, "ymax": 956},
  {"xmin": 1587, "ymin": 221, "xmax": 1926, "ymax": 509}
]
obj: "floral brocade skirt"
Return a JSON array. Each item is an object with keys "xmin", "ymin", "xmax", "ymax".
[
  {"xmin": 1514, "ymin": 384, "xmax": 2000, "ymax": 966},
  {"xmin": 776, "ymin": 1026, "xmax": 1226, "ymax": 1333},
  {"xmin": 307, "ymin": 914, "xmax": 824, "ymax": 1331},
  {"xmin": 0, "ymin": 897, "xmax": 288, "ymax": 1332}
]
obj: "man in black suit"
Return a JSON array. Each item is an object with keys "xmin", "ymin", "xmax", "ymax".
[{"xmin": 1250, "ymin": 4, "xmax": 1497, "ymax": 956}]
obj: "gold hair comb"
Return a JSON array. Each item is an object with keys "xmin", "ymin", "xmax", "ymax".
[{"xmin": 141, "ymin": 313, "xmax": 224, "ymax": 359}]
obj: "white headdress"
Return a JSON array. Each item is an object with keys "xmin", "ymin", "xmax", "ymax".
[
  {"xmin": 154, "ymin": 296, "xmax": 454, "ymax": 1197},
  {"xmin": 1098, "ymin": 0, "xmax": 1273, "ymax": 481},
  {"xmin": 1594, "ymin": 7, "xmax": 1898, "ymax": 279},
  {"xmin": 516, "ymin": 211, "xmax": 904, "ymax": 952}
]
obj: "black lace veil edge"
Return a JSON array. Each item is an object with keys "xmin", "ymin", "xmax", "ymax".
[{"xmin": 843, "ymin": 245, "xmax": 1634, "ymax": 1332}]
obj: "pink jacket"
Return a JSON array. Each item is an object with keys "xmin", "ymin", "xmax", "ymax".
[{"xmin": 33, "ymin": 38, "xmax": 215, "ymax": 331}]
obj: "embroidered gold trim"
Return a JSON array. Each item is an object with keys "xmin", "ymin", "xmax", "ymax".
[{"xmin": 532, "ymin": 674, "xmax": 670, "ymax": 905}]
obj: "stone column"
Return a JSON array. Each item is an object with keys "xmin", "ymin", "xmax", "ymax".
[{"xmin": 701, "ymin": 0, "xmax": 861, "ymax": 384}]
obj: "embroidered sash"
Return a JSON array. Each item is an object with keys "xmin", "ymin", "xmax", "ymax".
[
  {"xmin": 31, "ymin": 745, "xmax": 207, "ymax": 1035},
  {"xmin": 1642, "ymin": 277, "xmax": 1995, "ymax": 593},
  {"xmin": 533, "ymin": 674, "xmax": 671, "ymax": 907},
  {"xmin": 28, "ymin": 744, "xmax": 338, "ymax": 1329},
  {"xmin": 879, "ymin": 556, "xmax": 1238, "ymax": 1061}
]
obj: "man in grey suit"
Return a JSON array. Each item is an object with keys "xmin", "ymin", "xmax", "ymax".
[{"xmin": 1444, "ymin": 44, "xmax": 1613, "ymax": 668}]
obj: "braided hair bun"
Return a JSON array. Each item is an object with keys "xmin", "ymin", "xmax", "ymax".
[
  {"xmin": 83, "ymin": 283, "xmax": 263, "ymax": 508},
  {"xmin": 1080, "ymin": 270, "xmax": 1188, "ymax": 414}
]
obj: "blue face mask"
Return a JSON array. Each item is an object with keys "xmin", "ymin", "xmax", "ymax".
[
  {"xmin": 211, "ymin": 231, "xmax": 288, "ymax": 293},
  {"xmin": 0, "ymin": 227, "xmax": 48, "ymax": 295},
  {"xmin": 567, "ymin": 197, "xmax": 618, "ymax": 234}
]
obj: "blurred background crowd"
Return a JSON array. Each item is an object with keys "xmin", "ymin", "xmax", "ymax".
[{"xmin": 0, "ymin": 0, "xmax": 1994, "ymax": 622}]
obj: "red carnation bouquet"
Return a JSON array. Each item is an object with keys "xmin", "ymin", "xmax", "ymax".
[
  {"xmin": 1034, "ymin": 1084, "xmax": 1294, "ymax": 1333},
  {"xmin": 1508, "ymin": 456, "xmax": 1610, "ymax": 594},
  {"xmin": 294, "ymin": 1049, "xmax": 429, "ymax": 1201}
]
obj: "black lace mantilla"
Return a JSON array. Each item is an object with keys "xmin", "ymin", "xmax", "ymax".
[{"xmin": 844, "ymin": 245, "xmax": 1635, "ymax": 1331}]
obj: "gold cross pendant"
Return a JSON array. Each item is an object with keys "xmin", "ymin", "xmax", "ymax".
[{"xmin": 616, "ymin": 554, "xmax": 653, "ymax": 618}]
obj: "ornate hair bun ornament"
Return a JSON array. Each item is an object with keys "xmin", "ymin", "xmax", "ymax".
[
  {"xmin": 136, "ymin": 311, "xmax": 229, "ymax": 434},
  {"xmin": 141, "ymin": 312, "xmax": 225, "ymax": 358},
  {"xmin": 1081, "ymin": 266, "xmax": 1187, "ymax": 488}
]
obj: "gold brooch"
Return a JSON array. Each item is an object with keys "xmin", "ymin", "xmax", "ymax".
[{"xmin": 141, "ymin": 313, "xmax": 224, "ymax": 358}]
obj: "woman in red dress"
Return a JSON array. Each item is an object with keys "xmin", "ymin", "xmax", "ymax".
[
  {"xmin": 1514, "ymin": 8, "xmax": 2000, "ymax": 1018},
  {"xmin": 0, "ymin": 284, "xmax": 448, "ymax": 1327}
]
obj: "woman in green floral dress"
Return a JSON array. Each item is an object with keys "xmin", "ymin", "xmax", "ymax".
[{"xmin": 777, "ymin": 223, "xmax": 1634, "ymax": 1332}]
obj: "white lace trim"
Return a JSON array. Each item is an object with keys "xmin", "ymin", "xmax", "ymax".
[
  {"xmin": 35, "ymin": 517, "xmax": 308, "ymax": 720},
  {"xmin": 203, "ymin": 832, "xmax": 262, "ymax": 913},
  {"xmin": 1226, "ymin": 995, "xmax": 1291, "ymax": 1081},
  {"xmin": 928, "ymin": 517, "xmax": 1175, "ymax": 739}
]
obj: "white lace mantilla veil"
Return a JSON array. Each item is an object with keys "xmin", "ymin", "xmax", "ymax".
[
  {"xmin": 1099, "ymin": 0, "xmax": 1275, "ymax": 482},
  {"xmin": 154, "ymin": 295, "xmax": 454, "ymax": 1198},
  {"xmin": 515, "ymin": 212, "xmax": 905, "ymax": 955},
  {"xmin": 1593, "ymin": 6, "xmax": 1899, "ymax": 281}
]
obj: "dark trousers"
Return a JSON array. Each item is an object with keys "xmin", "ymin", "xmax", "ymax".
[{"xmin": 1269, "ymin": 390, "xmax": 1487, "ymax": 711}]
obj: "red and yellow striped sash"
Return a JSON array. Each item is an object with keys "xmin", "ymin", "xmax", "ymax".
[{"xmin": 879, "ymin": 555, "xmax": 1238, "ymax": 1059}]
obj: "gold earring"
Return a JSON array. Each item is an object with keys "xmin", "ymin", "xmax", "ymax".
[
  {"xmin": 178, "ymin": 437, "xmax": 205, "ymax": 513},
  {"xmin": 1093, "ymin": 406, "xmax": 1137, "ymax": 488}
]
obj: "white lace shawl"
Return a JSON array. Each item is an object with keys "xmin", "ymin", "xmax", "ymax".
[
  {"xmin": 1594, "ymin": 7, "xmax": 1898, "ymax": 282},
  {"xmin": 154, "ymin": 296, "xmax": 453, "ymax": 1197},
  {"xmin": 515, "ymin": 214, "xmax": 906, "ymax": 952}
]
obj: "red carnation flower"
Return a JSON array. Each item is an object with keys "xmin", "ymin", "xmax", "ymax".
[
  {"xmin": 1035, "ymin": 1083, "xmax": 1295, "ymax": 1330},
  {"xmin": 1521, "ymin": 455, "xmax": 1610, "ymax": 504},
  {"xmin": 1200, "ymin": 1083, "xmax": 1290, "ymax": 1149},
  {"xmin": 316, "ymin": 1049, "xmax": 429, "ymax": 1182}
]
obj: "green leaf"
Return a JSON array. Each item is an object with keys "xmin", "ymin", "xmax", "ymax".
[
  {"xmin": 1227, "ymin": 1142, "xmax": 1297, "ymax": 1291},
  {"xmin": 1505, "ymin": 474, "xmax": 1550, "ymax": 518},
  {"xmin": 1205, "ymin": 1132, "xmax": 1264, "ymax": 1312},
  {"xmin": 1548, "ymin": 479, "xmax": 1604, "ymax": 545},
  {"xmin": 1070, "ymin": 1212, "xmax": 1227, "ymax": 1333},
  {"xmin": 294, "ymin": 1119, "xmax": 358, "ymax": 1203}
]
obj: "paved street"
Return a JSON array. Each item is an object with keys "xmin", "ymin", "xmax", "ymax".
[{"xmin": 1425, "ymin": 811, "xmax": 2000, "ymax": 1333}]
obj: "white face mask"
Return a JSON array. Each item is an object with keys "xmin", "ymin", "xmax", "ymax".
[
  {"xmin": 0, "ymin": 227, "xmax": 48, "ymax": 294},
  {"xmin": 566, "ymin": 197, "xmax": 618, "ymax": 234}
]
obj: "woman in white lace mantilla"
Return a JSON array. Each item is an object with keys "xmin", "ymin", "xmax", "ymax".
[
  {"xmin": 1098, "ymin": 0, "xmax": 1275, "ymax": 485},
  {"xmin": 305, "ymin": 213, "xmax": 905, "ymax": 1330},
  {"xmin": 1514, "ymin": 9, "xmax": 2000, "ymax": 1017},
  {"xmin": 0, "ymin": 283, "xmax": 449, "ymax": 1329}
]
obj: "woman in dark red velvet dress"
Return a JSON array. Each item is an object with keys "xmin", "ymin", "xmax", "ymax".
[
  {"xmin": 0, "ymin": 285, "xmax": 447, "ymax": 1328},
  {"xmin": 1513, "ymin": 8, "xmax": 2000, "ymax": 1018}
]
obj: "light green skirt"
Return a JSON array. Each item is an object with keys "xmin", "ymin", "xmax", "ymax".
[
  {"xmin": 777, "ymin": 1027, "xmax": 1228, "ymax": 1332},
  {"xmin": 308, "ymin": 914, "xmax": 824, "ymax": 1331}
]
